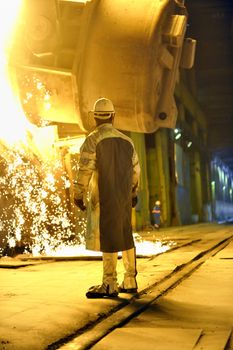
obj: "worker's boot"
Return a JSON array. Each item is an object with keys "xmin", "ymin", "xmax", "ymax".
[
  {"xmin": 119, "ymin": 247, "xmax": 138, "ymax": 293},
  {"xmin": 86, "ymin": 252, "xmax": 119, "ymax": 298},
  {"xmin": 86, "ymin": 283, "xmax": 118, "ymax": 298}
]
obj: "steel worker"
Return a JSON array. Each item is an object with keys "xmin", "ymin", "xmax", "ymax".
[
  {"xmin": 152, "ymin": 200, "xmax": 161, "ymax": 229},
  {"xmin": 74, "ymin": 97, "xmax": 140, "ymax": 298}
]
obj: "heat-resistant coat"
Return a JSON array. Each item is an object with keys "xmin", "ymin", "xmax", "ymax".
[{"xmin": 74, "ymin": 123, "xmax": 140, "ymax": 252}]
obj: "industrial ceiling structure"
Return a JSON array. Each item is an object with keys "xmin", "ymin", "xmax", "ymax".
[
  {"xmin": 13, "ymin": 0, "xmax": 190, "ymax": 135},
  {"xmin": 9, "ymin": 0, "xmax": 233, "ymax": 172},
  {"xmin": 186, "ymin": 0, "xmax": 233, "ymax": 170}
]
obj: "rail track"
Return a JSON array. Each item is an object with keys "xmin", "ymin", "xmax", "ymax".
[{"xmin": 47, "ymin": 231, "xmax": 233, "ymax": 350}]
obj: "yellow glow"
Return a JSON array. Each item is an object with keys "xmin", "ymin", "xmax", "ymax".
[
  {"xmin": 0, "ymin": 2, "xmax": 79, "ymax": 257},
  {"xmin": 0, "ymin": 1, "xmax": 22, "ymax": 51},
  {"xmin": 44, "ymin": 102, "xmax": 52, "ymax": 110},
  {"xmin": 0, "ymin": 0, "xmax": 34, "ymax": 145},
  {"xmin": 44, "ymin": 93, "xmax": 51, "ymax": 101},
  {"xmin": 31, "ymin": 126, "xmax": 59, "ymax": 161},
  {"xmin": 37, "ymin": 82, "xmax": 43, "ymax": 90},
  {"xmin": 30, "ymin": 233, "xmax": 176, "ymax": 258},
  {"xmin": 54, "ymin": 136, "xmax": 86, "ymax": 154}
]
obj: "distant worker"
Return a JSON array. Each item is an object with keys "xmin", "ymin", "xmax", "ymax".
[
  {"xmin": 152, "ymin": 200, "xmax": 161, "ymax": 229},
  {"xmin": 74, "ymin": 97, "xmax": 140, "ymax": 298}
]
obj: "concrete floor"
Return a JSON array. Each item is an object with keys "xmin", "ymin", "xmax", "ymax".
[
  {"xmin": 92, "ymin": 241, "xmax": 233, "ymax": 350},
  {"xmin": 0, "ymin": 223, "xmax": 232, "ymax": 350}
]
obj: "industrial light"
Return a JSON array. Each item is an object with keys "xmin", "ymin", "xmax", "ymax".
[
  {"xmin": 173, "ymin": 127, "xmax": 182, "ymax": 140},
  {"xmin": 187, "ymin": 141, "xmax": 192, "ymax": 148},
  {"xmin": 175, "ymin": 132, "xmax": 181, "ymax": 140}
]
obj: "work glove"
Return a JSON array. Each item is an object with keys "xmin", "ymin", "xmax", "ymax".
[
  {"xmin": 74, "ymin": 198, "xmax": 86, "ymax": 211},
  {"xmin": 132, "ymin": 196, "xmax": 138, "ymax": 208}
]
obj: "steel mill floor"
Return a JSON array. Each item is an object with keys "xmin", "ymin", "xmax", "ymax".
[{"xmin": 0, "ymin": 223, "xmax": 233, "ymax": 350}]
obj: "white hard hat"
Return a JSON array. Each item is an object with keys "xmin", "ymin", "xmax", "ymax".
[
  {"xmin": 90, "ymin": 97, "xmax": 115, "ymax": 119},
  {"xmin": 155, "ymin": 200, "xmax": 161, "ymax": 205}
]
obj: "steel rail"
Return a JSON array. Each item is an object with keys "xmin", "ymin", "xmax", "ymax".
[{"xmin": 48, "ymin": 234, "xmax": 233, "ymax": 350}]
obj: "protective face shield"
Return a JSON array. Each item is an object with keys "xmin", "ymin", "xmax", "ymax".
[{"xmin": 89, "ymin": 97, "xmax": 115, "ymax": 119}]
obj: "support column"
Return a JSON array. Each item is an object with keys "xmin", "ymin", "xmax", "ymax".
[
  {"xmin": 147, "ymin": 148, "xmax": 159, "ymax": 223},
  {"xmin": 190, "ymin": 121, "xmax": 203, "ymax": 222},
  {"xmin": 130, "ymin": 132, "xmax": 150, "ymax": 230},
  {"xmin": 154, "ymin": 129, "xmax": 172, "ymax": 226}
]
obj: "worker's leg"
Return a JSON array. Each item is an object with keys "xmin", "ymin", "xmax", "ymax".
[
  {"xmin": 102, "ymin": 251, "xmax": 119, "ymax": 293},
  {"xmin": 120, "ymin": 247, "xmax": 138, "ymax": 292}
]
